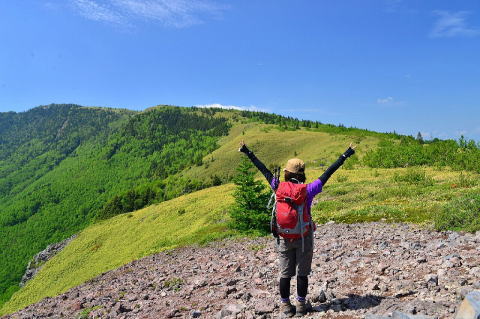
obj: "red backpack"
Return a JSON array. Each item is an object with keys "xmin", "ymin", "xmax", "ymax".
[{"xmin": 271, "ymin": 181, "xmax": 312, "ymax": 241}]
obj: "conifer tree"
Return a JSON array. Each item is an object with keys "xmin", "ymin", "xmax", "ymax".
[
  {"xmin": 229, "ymin": 157, "xmax": 270, "ymax": 234},
  {"xmin": 416, "ymin": 132, "xmax": 424, "ymax": 144}
]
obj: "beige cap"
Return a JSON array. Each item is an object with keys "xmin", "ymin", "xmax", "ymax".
[{"xmin": 284, "ymin": 158, "xmax": 305, "ymax": 174}]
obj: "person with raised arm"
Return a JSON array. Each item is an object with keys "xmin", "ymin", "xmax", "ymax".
[{"xmin": 239, "ymin": 141, "xmax": 356, "ymax": 317}]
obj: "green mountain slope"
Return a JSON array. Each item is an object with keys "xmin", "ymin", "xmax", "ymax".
[
  {"xmin": 0, "ymin": 104, "xmax": 230, "ymax": 305},
  {"xmin": 177, "ymin": 122, "xmax": 379, "ymax": 183},
  {"xmin": 1, "ymin": 183, "xmax": 235, "ymax": 315}
]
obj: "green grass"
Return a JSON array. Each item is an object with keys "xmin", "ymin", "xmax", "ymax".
[
  {"xmin": 435, "ymin": 193, "xmax": 480, "ymax": 232},
  {"xmin": 178, "ymin": 123, "xmax": 379, "ymax": 182},
  {"xmin": 76, "ymin": 305, "xmax": 102, "ymax": 319},
  {"xmin": 392, "ymin": 168, "xmax": 434, "ymax": 186},
  {"xmin": 0, "ymin": 184, "xmax": 235, "ymax": 315},
  {"xmin": 310, "ymin": 167, "xmax": 480, "ymax": 226},
  {"xmin": 163, "ymin": 277, "xmax": 184, "ymax": 292}
]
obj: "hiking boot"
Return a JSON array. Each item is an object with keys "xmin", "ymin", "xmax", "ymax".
[
  {"xmin": 279, "ymin": 301, "xmax": 295, "ymax": 318},
  {"xmin": 294, "ymin": 300, "xmax": 308, "ymax": 317}
]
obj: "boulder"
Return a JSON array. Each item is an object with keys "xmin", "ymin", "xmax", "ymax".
[
  {"xmin": 254, "ymin": 300, "xmax": 274, "ymax": 314},
  {"xmin": 216, "ymin": 303, "xmax": 245, "ymax": 319},
  {"xmin": 456, "ymin": 291, "xmax": 480, "ymax": 319},
  {"xmin": 310, "ymin": 288, "xmax": 327, "ymax": 303}
]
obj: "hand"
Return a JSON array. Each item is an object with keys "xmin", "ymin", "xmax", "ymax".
[
  {"xmin": 238, "ymin": 140, "xmax": 246, "ymax": 152},
  {"xmin": 343, "ymin": 142, "xmax": 356, "ymax": 158}
]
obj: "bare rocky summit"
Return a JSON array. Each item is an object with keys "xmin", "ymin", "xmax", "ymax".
[{"xmin": 3, "ymin": 223, "xmax": 480, "ymax": 319}]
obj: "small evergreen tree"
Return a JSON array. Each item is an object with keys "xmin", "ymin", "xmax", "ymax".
[
  {"xmin": 416, "ymin": 132, "xmax": 424, "ymax": 144},
  {"xmin": 229, "ymin": 157, "xmax": 270, "ymax": 235},
  {"xmin": 210, "ymin": 174, "xmax": 222, "ymax": 186}
]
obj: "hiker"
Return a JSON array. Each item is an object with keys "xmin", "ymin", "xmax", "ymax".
[{"xmin": 238, "ymin": 140, "xmax": 356, "ymax": 317}]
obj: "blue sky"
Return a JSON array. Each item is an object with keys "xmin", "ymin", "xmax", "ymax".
[{"xmin": 1, "ymin": 1, "xmax": 479, "ymax": 140}]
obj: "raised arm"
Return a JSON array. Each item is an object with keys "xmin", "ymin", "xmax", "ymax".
[
  {"xmin": 319, "ymin": 144, "xmax": 356, "ymax": 185},
  {"xmin": 238, "ymin": 141, "xmax": 274, "ymax": 186}
]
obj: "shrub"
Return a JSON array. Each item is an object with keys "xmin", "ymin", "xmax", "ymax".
[
  {"xmin": 392, "ymin": 168, "xmax": 434, "ymax": 186},
  {"xmin": 229, "ymin": 157, "xmax": 270, "ymax": 235},
  {"xmin": 456, "ymin": 173, "xmax": 478, "ymax": 188},
  {"xmin": 163, "ymin": 277, "xmax": 184, "ymax": 291},
  {"xmin": 77, "ymin": 306, "xmax": 102, "ymax": 319},
  {"xmin": 434, "ymin": 193, "xmax": 480, "ymax": 232},
  {"xmin": 210, "ymin": 174, "xmax": 222, "ymax": 186},
  {"xmin": 364, "ymin": 137, "xmax": 480, "ymax": 173},
  {"xmin": 249, "ymin": 244, "xmax": 266, "ymax": 251}
]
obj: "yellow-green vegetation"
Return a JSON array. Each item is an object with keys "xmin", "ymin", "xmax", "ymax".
[
  {"xmin": 309, "ymin": 167, "xmax": 480, "ymax": 225},
  {"xmin": 163, "ymin": 277, "xmax": 184, "ymax": 292},
  {"xmin": 1, "ymin": 184, "xmax": 234, "ymax": 315},
  {"xmin": 179, "ymin": 123, "xmax": 379, "ymax": 182},
  {"xmin": 77, "ymin": 305, "xmax": 103, "ymax": 319}
]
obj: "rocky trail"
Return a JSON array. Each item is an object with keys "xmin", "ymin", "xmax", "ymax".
[{"xmin": 4, "ymin": 223, "xmax": 480, "ymax": 319}]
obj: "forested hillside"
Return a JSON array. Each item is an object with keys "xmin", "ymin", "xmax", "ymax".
[{"xmin": 0, "ymin": 104, "xmax": 230, "ymax": 306}]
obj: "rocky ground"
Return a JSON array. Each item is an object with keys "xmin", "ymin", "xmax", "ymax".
[{"xmin": 3, "ymin": 222, "xmax": 480, "ymax": 319}]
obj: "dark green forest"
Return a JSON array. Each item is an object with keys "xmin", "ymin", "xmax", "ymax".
[{"xmin": 0, "ymin": 104, "xmax": 230, "ymax": 305}]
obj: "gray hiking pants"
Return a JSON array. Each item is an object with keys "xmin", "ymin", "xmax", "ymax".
[{"xmin": 276, "ymin": 232, "xmax": 314, "ymax": 278}]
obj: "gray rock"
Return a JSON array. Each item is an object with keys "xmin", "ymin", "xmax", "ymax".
[
  {"xmin": 311, "ymin": 288, "xmax": 327, "ymax": 303},
  {"xmin": 226, "ymin": 279, "xmax": 239, "ymax": 286},
  {"xmin": 325, "ymin": 289, "xmax": 336, "ymax": 301},
  {"xmin": 369, "ymin": 281, "xmax": 380, "ymax": 291},
  {"xmin": 20, "ymin": 235, "xmax": 77, "ymax": 286},
  {"xmin": 456, "ymin": 291, "xmax": 480, "ymax": 319},
  {"xmin": 392, "ymin": 310, "xmax": 434, "ymax": 319},
  {"xmin": 216, "ymin": 303, "xmax": 245, "ymax": 319},
  {"xmin": 254, "ymin": 300, "xmax": 275, "ymax": 314},
  {"xmin": 115, "ymin": 303, "xmax": 132, "ymax": 314},
  {"xmin": 459, "ymin": 288, "xmax": 475, "ymax": 298},
  {"xmin": 424, "ymin": 274, "xmax": 438, "ymax": 288}
]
